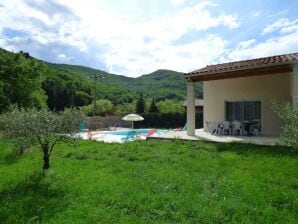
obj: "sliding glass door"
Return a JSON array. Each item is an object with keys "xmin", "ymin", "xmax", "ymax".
[{"xmin": 225, "ymin": 101, "xmax": 261, "ymax": 129}]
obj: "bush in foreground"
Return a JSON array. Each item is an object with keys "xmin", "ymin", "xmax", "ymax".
[{"xmin": 272, "ymin": 101, "xmax": 298, "ymax": 148}]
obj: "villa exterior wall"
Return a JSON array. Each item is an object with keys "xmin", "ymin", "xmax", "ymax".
[{"xmin": 203, "ymin": 72, "xmax": 292, "ymax": 136}]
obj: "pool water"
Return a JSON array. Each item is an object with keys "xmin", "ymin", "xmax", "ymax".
[{"xmin": 106, "ymin": 129, "xmax": 155, "ymax": 136}]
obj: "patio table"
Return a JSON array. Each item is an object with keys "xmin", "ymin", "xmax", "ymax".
[{"xmin": 242, "ymin": 121, "xmax": 259, "ymax": 135}]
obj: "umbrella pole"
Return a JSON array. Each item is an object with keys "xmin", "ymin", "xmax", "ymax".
[{"xmin": 132, "ymin": 121, "xmax": 134, "ymax": 129}]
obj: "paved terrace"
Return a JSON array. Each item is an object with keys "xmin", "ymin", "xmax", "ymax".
[{"xmin": 148, "ymin": 129, "xmax": 279, "ymax": 146}]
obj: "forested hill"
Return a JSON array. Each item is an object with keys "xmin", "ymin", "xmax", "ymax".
[
  {"xmin": 0, "ymin": 48, "xmax": 202, "ymax": 112},
  {"xmin": 0, "ymin": 48, "xmax": 135, "ymax": 112},
  {"xmin": 51, "ymin": 64, "xmax": 203, "ymax": 101}
]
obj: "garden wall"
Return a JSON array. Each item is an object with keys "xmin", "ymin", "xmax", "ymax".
[{"xmin": 86, "ymin": 116, "xmax": 130, "ymax": 130}]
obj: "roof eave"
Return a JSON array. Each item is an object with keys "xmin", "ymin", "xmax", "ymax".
[{"xmin": 185, "ymin": 62, "xmax": 295, "ymax": 82}]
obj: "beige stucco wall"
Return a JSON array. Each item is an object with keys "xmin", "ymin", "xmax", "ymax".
[{"xmin": 203, "ymin": 73, "xmax": 292, "ymax": 136}]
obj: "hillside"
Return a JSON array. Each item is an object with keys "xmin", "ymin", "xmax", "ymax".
[
  {"xmin": 49, "ymin": 63, "xmax": 134, "ymax": 88},
  {"xmin": 51, "ymin": 64, "xmax": 203, "ymax": 100},
  {"xmin": 1, "ymin": 47, "xmax": 203, "ymax": 113},
  {"xmin": 0, "ymin": 48, "xmax": 135, "ymax": 111},
  {"xmin": 134, "ymin": 69, "xmax": 202, "ymax": 100}
]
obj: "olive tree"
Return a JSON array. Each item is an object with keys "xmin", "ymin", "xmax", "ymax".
[
  {"xmin": 272, "ymin": 101, "xmax": 298, "ymax": 148},
  {"xmin": 0, "ymin": 108, "xmax": 84, "ymax": 170}
]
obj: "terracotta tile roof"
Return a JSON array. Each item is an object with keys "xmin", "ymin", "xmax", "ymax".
[{"xmin": 187, "ymin": 52, "xmax": 298, "ymax": 76}]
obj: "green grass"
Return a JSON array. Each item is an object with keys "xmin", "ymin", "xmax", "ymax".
[{"xmin": 0, "ymin": 139, "xmax": 297, "ymax": 223}]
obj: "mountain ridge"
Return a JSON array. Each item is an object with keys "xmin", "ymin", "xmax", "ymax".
[{"xmin": 50, "ymin": 63, "xmax": 203, "ymax": 100}]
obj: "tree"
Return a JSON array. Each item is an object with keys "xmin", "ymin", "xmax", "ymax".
[
  {"xmin": 156, "ymin": 99, "xmax": 184, "ymax": 114},
  {"xmin": 149, "ymin": 98, "xmax": 158, "ymax": 113},
  {"xmin": 272, "ymin": 101, "xmax": 298, "ymax": 148},
  {"xmin": 114, "ymin": 102, "xmax": 135, "ymax": 115},
  {"xmin": 136, "ymin": 92, "xmax": 145, "ymax": 114},
  {"xmin": 0, "ymin": 108, "xmax": 84, "ymax": 170},
  {"xmin": 42, "ymin": 78, "xmax": 76, "ymax": 111},
  {"xmin": 0, "ymin": 50, "xmax": 47, "ymax": 112},
  {"xmin": 80, "ymin": 99, "xmax": 114, "ymax": 116},
  {"xmin": 75, "ymin": 91, "xmax": 92, "ymax": 107}
]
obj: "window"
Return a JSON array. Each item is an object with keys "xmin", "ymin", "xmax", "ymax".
[{"xmin": 225, "ymin": 101, "xmax": 261, "ymax": 123}]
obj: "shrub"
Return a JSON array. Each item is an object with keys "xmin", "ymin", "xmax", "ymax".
[{"xmin": 272, "ymin": 101, "xmax": 298, "ymax": 148}]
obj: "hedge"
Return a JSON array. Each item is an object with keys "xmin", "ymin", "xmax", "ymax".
[{"xmin": 135, "ymin": 112, "xmax": 203, "ymax": 129}]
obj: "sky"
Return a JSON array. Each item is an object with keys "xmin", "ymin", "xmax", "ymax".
[{"xmin": 0, "ymin": 0, "xmax": 298, "ymax": 77}]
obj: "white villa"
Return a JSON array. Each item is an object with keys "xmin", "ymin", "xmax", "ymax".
[{"xmin": 185, "ymin": 53, "xmax": 298, "ymax": 137}]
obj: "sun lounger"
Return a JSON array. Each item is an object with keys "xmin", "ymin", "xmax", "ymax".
[
  {"xmin": 121, "ymin": 130, "xmax": 137, "ymax": 142},
  {"xmin": 142, "ymin": 129, "xmax": 157, "ymax": 138}
]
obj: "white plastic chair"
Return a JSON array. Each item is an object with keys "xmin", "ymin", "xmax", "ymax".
[
  {"xmin": 232, "ymin": 120, "xmax": 243, "ymax": 136},
  {"xmin": 221, "ymin": 121, "xmax": 231, "ymax": 135},
  {"xmin": 206, "ymin": 121, "xmax": 219, "ymax": 135}
]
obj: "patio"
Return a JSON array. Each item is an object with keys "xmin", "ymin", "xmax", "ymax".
[{"xmin": 148, "ymin": 129, "xmax": 279, "ymax": 146}]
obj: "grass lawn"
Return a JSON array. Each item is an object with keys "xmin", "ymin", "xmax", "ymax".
[{"xmin": 0, "ymin": 139, "xmax": 297, "ymax": 223}]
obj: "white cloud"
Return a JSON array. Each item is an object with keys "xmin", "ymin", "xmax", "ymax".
[
  {"xmin": 228, "ymin": 31, "xmax": 298, "ymax": 61},
  {"xmin": 57, "ymin": 53, "xmax": 74, "ymax": 61},
  {"xmin": 0, "ymin": 0, "xmax": 239, "ymax": 76},
  {"xmin": 57, "ymin": 53, "xmax": 66, "ymax": 59},
  {"xmin": 223, "ymin": 17, "xmax": 298, "ymax": 63},
  {"xmin": 236, "ymin": 39, "xmax": 256, "ymax": 49},
  {"xmin": 218, "ymin": 14, "xmax": 240, "ymax": 29},
  {"xmin": 102, "ymin": 35, "xmax": 227, "ymax": 75},
  {"xmin": 262, "ymin": 18, "xmax": 298, "ymax": 35}
]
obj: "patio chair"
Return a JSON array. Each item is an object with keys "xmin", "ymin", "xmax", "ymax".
[
  {"xmin": 221, "ymin": 121, "xmax": 231, "ymax": 135},
  {"xmin": 232, "ymin": 120, "xmax": 243, "ymax": 136},
  {"xmin": 205, "ymin": 121, "xmax": 211, "ymax": 132},
  {"xmin": 206, "ymin": 121, "xmax": 222, "ymax": 135},
  {"xmin": 121, "ymin": 130, "xmax": 137, "ymax": 142},
  {"xmin": 206, "ymin": 121, "xmax": 219, "ymax": 135},
  {"xmin": 79, "ymin": 122, "xmax": 89, "ymax": 132}
]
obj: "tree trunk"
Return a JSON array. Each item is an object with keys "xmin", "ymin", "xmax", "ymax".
[{"xmin": 42, "ymin": 144, "xmax": 50, "ymax": 170}]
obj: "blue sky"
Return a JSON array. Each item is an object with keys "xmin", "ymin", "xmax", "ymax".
[{"xmin": 0, "ymin": 0, "xmax": 298, "ymax": 77}]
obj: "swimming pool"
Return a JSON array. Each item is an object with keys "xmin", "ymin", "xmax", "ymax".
[
  {"xmin": 106, "ymin": 129, "xmax": 166, "ymax": 136},
  {"xmin": 77, "ymin": 129, "xmax": 165, "ymax": 143}
]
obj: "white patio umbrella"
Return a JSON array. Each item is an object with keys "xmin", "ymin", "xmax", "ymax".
[{"xmin": 122, "ymin": 114, "xmax": 144, "ymax": 129}]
